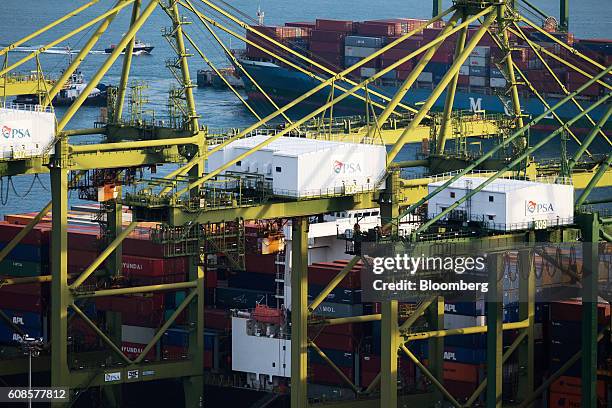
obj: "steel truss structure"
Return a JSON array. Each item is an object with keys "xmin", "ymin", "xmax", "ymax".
[{"xmin": 0, "ymin": 0, "xmax": 610, "ymax": 407}]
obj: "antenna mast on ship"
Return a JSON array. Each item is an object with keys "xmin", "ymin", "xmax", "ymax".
[{"xmin": 256, "ymin": 3, "xmax": 264, "ymax": 25}]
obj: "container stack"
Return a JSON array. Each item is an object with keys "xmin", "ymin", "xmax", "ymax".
[
  {"xmin": 308, "ymin": 259, "xmax": 363, "ymax": 387},
  {"xmin": 0, "ymin": 222, "xmax": 50, "ymax": 344},
  {"xmin": 548, "ymin": 300, "xmax": 609, "ymax": 407}
]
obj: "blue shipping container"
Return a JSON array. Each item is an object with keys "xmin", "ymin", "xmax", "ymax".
[
  {"xmin": 345, "ymin": 36, "xmax": 384, "ymax": 48},
  {"xmin": 312, "ymin": 302, "xmax": 363, "ymax": 318},
  {"xmin": 162, "ymin": 328, "xmax": 216, "ymax": 350},
  {"xmin": 0, "ymin": 243, "xmax": 48, "ymax": 263},
  {"xmin": 215, "ymin": 287, "xmax": 275, "ymax": 309},
  {"xmin": 344, "ymin": 56, "xmax": 362, "ymax": 67},
  {"xmin": 308, "ymin": 285, "xmax": 361, "ymax": 304},
  {"xmin": 444, "ymin": 301, "xmax": 485, "ymax": 316},
  {"xmin": 469, "ymin": 66, "xmax": 488, "ymax": 76},
  {"xmin": 228, "ymin": 272, "xmax": 276, "ymax": 292},
  {"xmin": 0, "ymin": 309, "xmax": 43, "ymax": 329}
]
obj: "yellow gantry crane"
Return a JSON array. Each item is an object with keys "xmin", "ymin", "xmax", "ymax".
[{"xmin": 0, "ymin": 0, "xmax": 610, "ymax": 407}]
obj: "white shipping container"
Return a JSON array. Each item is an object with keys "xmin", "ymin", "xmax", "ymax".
[
  {"xmin": 468, "ymin": 56, "xmax": 488, "ymax": 67},
  {"xmin": 459, "ymin": 65, "xmax": 470, "ymax": 76},
  {"xmin": 417, "ymin": 72, "xmax": 433, "ymax": 82},
  {"xmin": 0, "ymin": 105, "xmax": 55, "ymax": 159},
  {"xmin": 427, "ymin": 177, "xmax": 574, "ymax": 231},
  {"xmin": 207, "ymin": 135, "xmax": 387, "ymax": 198},
  {"xmin": 469, "ymin": 76, "xmax": 486, "ymax": 87},
  {"xmin": 471, "ymin": 46, "xmax": 491, "ymax": 58},
  {"xmin": 344, "ymin": 45, "xmax": 379, "ymax": 58},
  {"xmin": 490, "ymin": 77, "xmax": 507, "ymax": 88},
  {"xmin": 445, "ymin": 314, "xmax": 486, "ymax": 330},
  {"xmin": 360, "ymin": 67, "xmax": 377, "ymax": 78}
]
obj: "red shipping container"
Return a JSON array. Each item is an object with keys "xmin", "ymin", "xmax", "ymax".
[
  {"xmin": 311, "ymin": 332, "xmax": 355, "ymax": 351},
  {"xmin": 550, "ymin": 300, "xmax": 610, "ymax": 324},
  {"xmin": 0, "ymin": 222, "xmax": 50, "ymax": 246},
  {"xmin": 308, "ymin": 263, "xmax": 361, "ymax": 289},
  {"xmin": 122, "ymin": 341, "xmax": 155, "ymax": 360},
  {"xmin": 206, "ymin": 269, "xmax": 218, "ymax": 289},
  {"xmin": 309, "ymin": 363, "xmax": 354, "ymax": 385},
  {"xmin": 162, "ymin": 344, "xmax": 188, "ymax": 360},
  {"xmin": 0, "ymin": 292, "xmax": 44, "ymax": 313},
  {"xmin": 551, "ymin": 376, "xmax": 606, "ymax": 399},
  {"xmin": 361, "ymin": 370, "xmax": 378, "ymax": 388},
  {"xmin": 317, "ymin": 322, "xmax": 362, "ymax": 336},
  {"xmin": 311, "ymin": 30, "xmax": 347, "ymax": 44},
  {"xmin": 397, "ymin": 69, "xmax": 413, "ymax": 81},
  {"xmin": 381, "ymin": 48, "xmax": 409, "ymax": 60},
  {"xmin": 549, "ymin": 392, "xmax": 584, "ymax": 408},
  {"xmin": 458, "ymin": 75, "xmax": 469, "ymax": 85},
  {"xmin": 315, "ymin": 19, "xmax": 353, "ymax": 33},
  {"xmin": 245, "ymin": 253, "xmax": 278, "ymax": 274},
  {"xmin": 431, "ymin": 51, "xmax": 453, "ymax": 64},
  {"xmin": 204, "ymin": 308, "xmax": 231, "ymax": 331},
  {"xmin": 443, "ymin": 361, "xmax": 481, "ymax": 383},
  {"xmin": 204, "ymin": 349, "xmax": 214, "ymax": 369},
  {"xmin": 0, "ymin": 277, "xmax": 45, "ymax": 296},
  {"xmin": 286, "ymin": 22, "xmax": 316, "ymax": 30},
  {"xmin": 310, "ymin": 41, "xmax": 344, "ymax": 54},
  {"xmin": 444, "ymin": 379, "xmax": 479, "ymax": 401},
  {"xmin": 357, "ymin": 22, "xmax": 395, "ymax": 37},
  {"xmin": 361, "ymin": 354, "xmax": 380, "ymax": 372}
]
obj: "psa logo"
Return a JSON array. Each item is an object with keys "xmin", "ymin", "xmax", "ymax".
[
  {"xmin": 2, "ymin": 125, "xmax": 31, "ymax": 139},
  {"xmin": 525, "ymin": 200, "xmax": 554, "ymax": 215},
  {"xmin": 333, "ymin": 160, "xmax": 362, "ymax": 174}
]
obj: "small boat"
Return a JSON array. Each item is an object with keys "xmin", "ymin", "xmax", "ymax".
[
  {"xmin": 104, "ymin": 39, "xmax": 154, "ymax": 55},
  {"xmin": 14, "ymin": 71, "xmax": 108, "ymax": 107}
]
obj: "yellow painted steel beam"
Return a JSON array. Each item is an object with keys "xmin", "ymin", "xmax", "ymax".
[
  {"xmin": 72, "ymin": 280, "xmax": 197, "ymax": 298},
  {"xmin": 398, "ymin": 296, "xmax": 436, "ymax": 332},
  {"xmin": 404, "ymin": 319, "xmax": 529, "ymax": 341},
  {"xmin": 167, "ymin": 192, "xmax": 379, "ymax": 226},
  {"xmin": 0, "ymin": 275, "xmax": 52, "ymax": 286},
  {"xmin": 319, "ymin": 314, "xmax": 382, "ymax": 326},
  {"xmin": 499, "ymin": 4, "xmax": 524, "ymax": 132},
  {"xmin": 69, "ymin": 135, "xmax": 201, "ymax": 153},
  {"xmin": 0, "ymin": 0, "xmax": 100, "ymax": 57},
  {"xmin": 114, "ymin": 0, "xmax": 142, "ymax": 119},
  {"xmin": 387, "ymin": 9, "xmax": 497, "ymax": 163},
  {"xmin": 0, "ymin": 1, "xmax": 135, "ymax": 78},
  {"xmin": 0, "ymin": 78, "xmax": 55, "ymax": 96}
]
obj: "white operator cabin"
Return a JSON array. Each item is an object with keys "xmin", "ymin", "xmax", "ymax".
[
  {"xmin": 427, "ymin": 177, "xmax": 574, "ymax": 231},
  {"xmin": 206, "ymin": 135, "xmax": 387, "ymax": 198}
]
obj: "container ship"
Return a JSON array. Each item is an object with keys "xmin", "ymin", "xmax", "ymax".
[{"xmin": 236, "ymin": 18, "xmax": 612, "ymax": 128}]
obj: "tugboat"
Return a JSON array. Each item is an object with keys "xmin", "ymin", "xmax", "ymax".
[
  {"xmin": 104, "ymin": 39, "xmax": 154, "ymax": 55},
  {"xmin": 14, "ymin": 71, "xmax": 108, "ymax": 106}
]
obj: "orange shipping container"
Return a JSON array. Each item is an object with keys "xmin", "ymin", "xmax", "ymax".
[
  {"xmin": 550, "ymin": 376, "xmax": 606, "ymax": 400},
  {"xmin": 443, "ymin": 361, "xmax": 481, "ymax": 383}
]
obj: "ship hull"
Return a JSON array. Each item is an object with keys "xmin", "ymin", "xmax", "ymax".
[{"xmin": 240, "ymin": 61, "xmax": 611, "ymax": 131}]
